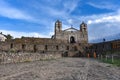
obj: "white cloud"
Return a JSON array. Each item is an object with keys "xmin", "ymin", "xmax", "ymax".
[
  {"xmin": 67, "ymin": 19, "xmax": 73, "ymax": 24},
  {"xmin": 31, "ymin": 0, "xmax": 79, "ymax": 20},
  {"xmin": 87, "ymin": 21, "xmax": 120, "ymax": 42},
  {"xmin": 85, "ymin": 9, "xmax": 120, "ymax": 25},
  {"xmin": 87, "ymin": 15, "xmax": 120, "ymax": 24},
  {"xmin": 49, "ymin": 32, "xmax": 54, "ymax": 36},
  {"xmin": 0, "ymin": 30, "xmax": 50, "ymax": 38},
  {"xmin": 62, "ymin": 24, "xmax": 71, "ymax": 30},
  {"xmin": 0, "ymin": 0, "xmax": 34, "ymax": 21},
  {"xmin": 63, "ymin": 0, "xmax": 79, "ymax": 13},
  {"xmin": 45, "ymin": 7, "xmax": 67, "ymax": 17},
  {"xmin": 87, "ymin": 1, "xmax": 119, "ymax": 10},
  {"xmin": 77, "ymin": 9, "xmax": 120, "ymax": 42}
]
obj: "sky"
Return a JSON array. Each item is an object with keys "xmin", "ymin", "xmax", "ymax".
[{"xmin": 0, "ymin": 0, "xmax": 120, "ymax": 42}]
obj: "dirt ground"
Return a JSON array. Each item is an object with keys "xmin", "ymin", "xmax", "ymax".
[{"xmin": 0, "ymin": 58, "xmax": 120, "ymax": 80}]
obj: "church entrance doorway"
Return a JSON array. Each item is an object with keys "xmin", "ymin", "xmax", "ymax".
[{"xmin": 70, "ymin": 36, "xmax": 76, "ymax": 43}]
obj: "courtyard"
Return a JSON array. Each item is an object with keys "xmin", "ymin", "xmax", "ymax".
[{"xmin": 0, "ymin": 58, "xmax": 120, "ymax": 80}]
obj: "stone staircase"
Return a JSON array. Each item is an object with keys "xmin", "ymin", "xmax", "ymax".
[{"xmin": 62, "ymin": 43, "xmax": 88, "ymax": 57}]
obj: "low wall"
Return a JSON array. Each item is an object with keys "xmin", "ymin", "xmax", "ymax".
[{"xmin": 0, "ymin": 52, "xmax": 62, "ymax": 64}]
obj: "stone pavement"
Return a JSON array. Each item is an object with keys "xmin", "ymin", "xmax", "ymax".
[{"xmin": 0, "ymin": 58, "xmax": 120, "ymax": 80}]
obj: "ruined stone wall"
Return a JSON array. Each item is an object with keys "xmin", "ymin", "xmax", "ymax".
[
  {"xmin": 0, "ymin": 52, "xmax": 61, "ymax": 64},
  {"xmin": 88, "ymin": 40, "xmax": 120, "ymax": 57},
  {"xmin": 0, "ymin": 37, "xmax": 89, "ymax": 64},
  {"xmin": 0, "ymin": 38, "xmax": 65, "ymax": 64},
  {"xmin": 0, "ymin": 38, "xmax": 67, "ymax": 52}
]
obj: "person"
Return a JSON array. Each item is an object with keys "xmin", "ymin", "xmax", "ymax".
[
  {"xmin": 94, "ymin": 52, "xmax": 96, "ymax": 58},
  {"xmin": 87, "ymin": 53, "xmax": 90, "ymax": 58}
]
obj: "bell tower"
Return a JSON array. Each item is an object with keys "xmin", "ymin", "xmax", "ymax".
[
  {"xmin": 80, "ymin": 22, "xmax": 87, "ymax": 32},
  {"xmin": 55, "ymin": 20, "xmax": 62, "ymax": 34},
  {"xmin": 80, "ymin": 22, "xmax": 88, "ymax": 43},
  {"xmin": 55, "ymin": 20, "xmax": 62, "ymax": 38}
]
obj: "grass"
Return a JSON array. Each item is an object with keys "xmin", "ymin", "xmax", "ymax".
[
  {"xmin": 101, "ymin": 58, "xmax": 120, "ymax": 67},
  {"xmin": 39, "ymin": 58, "xmax": 55, "ymax": 61},
  {"xmin": 24, "ymin": 59, "xmax": 32, "ymax": 62}
]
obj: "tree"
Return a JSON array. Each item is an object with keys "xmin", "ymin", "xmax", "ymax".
[{"xmin": 5, "ymin": 34, "xmax": 13, "ymax": 39}]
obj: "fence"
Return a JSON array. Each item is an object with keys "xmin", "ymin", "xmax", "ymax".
[{"xmin": 97, "ymin": 54, "xmax": 120, "ymax": 66}]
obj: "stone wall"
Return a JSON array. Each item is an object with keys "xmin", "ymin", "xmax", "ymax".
[
  {"xmin": 0, "ymin": 37, "xmax": 89, "ymax": 64},
  {"xmin": 0, "ymin": 52, "xmax": 61, "ymax": 64},
  {"xmin": 0, "ymin": 37, "xmax": 67, "ymax": 52},
  {"xmin": 88, "ymin": 40, "xmax": 120, "ymax": 57}
]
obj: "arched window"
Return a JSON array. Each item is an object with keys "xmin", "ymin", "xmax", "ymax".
[{"xmin": 70, "ymin": 36, "xmax": 76, "ymax": 43}]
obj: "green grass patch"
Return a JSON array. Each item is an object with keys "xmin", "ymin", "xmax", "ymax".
[
  {"xmin": 101, "ymin": 58, "xmax": 120, "ymax": 67},
  {"xmin": 24, "ymin": 59, "xmax": 32, "ymax": 62},
  {"xmin": 39, "ymin": 58, "xmax": 56, "ymax": 61}
]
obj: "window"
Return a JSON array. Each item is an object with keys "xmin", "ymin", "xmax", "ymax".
[
  {"xmin": 10, "ymin": 43, "xmax": 13, "ymax": 49},
  {"xmin": 22, "ymin": 44, "xmax": 26, "ymax": 50},
  {"xmin": 34, "ymin": 45, "xmax": 37, "ymax": 52},
  {"xmin": 56, "ymin": 45, "xmax": 59, "ymax": 50},
  {"xmin": 45, "ymin": 45, "xmax": 47, "ymax": 50}
]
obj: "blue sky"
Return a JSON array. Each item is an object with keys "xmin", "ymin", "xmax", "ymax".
[{"xmin": 0, "ymin": 0, "xmax": 120, "ymax": 42}]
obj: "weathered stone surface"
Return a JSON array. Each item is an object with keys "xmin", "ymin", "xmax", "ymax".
[
  {"xmin": 0, "ymin": 52, "xmax": 61, "ymax": 64},
  {"xmin": 0, "ymin": 58, "xmax": 119, "ymax": 80}
]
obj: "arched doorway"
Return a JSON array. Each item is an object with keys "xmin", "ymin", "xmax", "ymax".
[{"xmin": 70, "ymin": 36, "xmax": 76, "ymax": 43}]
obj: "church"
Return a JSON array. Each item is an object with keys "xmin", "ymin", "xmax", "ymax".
[
  {"xmin": 0, "ymin": 20, "xmax": 119, "ymax": 64},
  {"xmin": 53, "ymin": 20, "xmax": 88, "ymax": 44},
  {"xmin": 0, "ymin": 20, "xmax": 90, "ymax": 64},
  {"xmin": 0, "ymin": 20, "xmax": 89, "ymax": 55}
]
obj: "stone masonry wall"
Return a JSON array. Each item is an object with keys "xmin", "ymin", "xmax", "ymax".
[
  {"xmin": 87, "ymin": 40, "xmax": 120, "ymax": 57},
  {"xmin": 0, "ymin": 52, "xmax": 61, "ymax": 64},
  {"xmin": 0, "ymin": 38, "xmax": 67, "ymax": 52},
  {"xmin": 55, "ymin": 31, "xmax": 88, "ymax": 43},
  {"xmin": 0, "ymin": 37, "xmax": 89, "ymax": 64}
]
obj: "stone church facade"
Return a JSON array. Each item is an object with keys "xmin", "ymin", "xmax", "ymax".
[
  {"xmin": 0, "ymin": 20, "xmax": 89, "ymax": 64},
  {"xmin": 54, "ymin": 20, "xmax": 88, "ymax": 43},
  {"xmin": 0, "ymin": 20, "xmax": 89, "ymax": 54}
]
